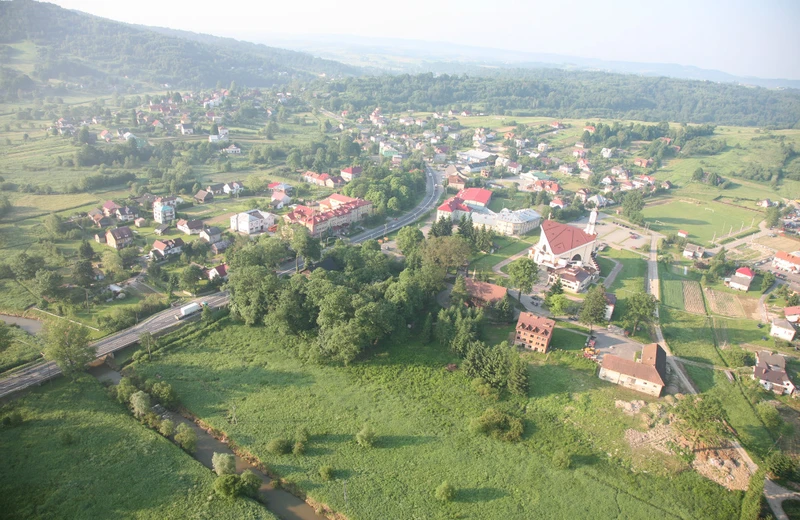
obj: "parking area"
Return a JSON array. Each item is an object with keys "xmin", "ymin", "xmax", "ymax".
[{"xmin": 590, "ymin": 331, "xmax": 643, "ymax": 362}]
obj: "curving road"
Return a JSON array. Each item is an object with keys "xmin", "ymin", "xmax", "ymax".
[
  {"xmin": 0, "ymin": 166, "xmax": 442, "ymax": 398},
  {"xmin": 0, "ymin": 292, "xmax": 230, "ymax": 399}
]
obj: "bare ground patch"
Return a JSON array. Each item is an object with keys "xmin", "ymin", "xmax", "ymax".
[
  {"xmin": 738, "ymin": 296, "xmax": 762, "ymax": 321},
  {"xmin": 683, "ymin": 281, "xmax": 706, "ymax": 314},
  {"xmin": 705, "ymin": 288, "xmax": 746, "ymax": 318}
]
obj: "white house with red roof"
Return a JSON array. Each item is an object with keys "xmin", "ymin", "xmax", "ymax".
[
  {"xmin": 207, "ymin": 264, "xmax": 229, "ymax": 281},
  {"xmin": 340, "ymin": 166, "xmax": 363, "ymax": 182},
  {"xmin": 529, "ymin": 219, "xmax": 598, "ymax": 269},
  {"xmin": 456, "ymin": 188, "xmax": 492, "ymax": 207},
  {"xmin": 677, "ymin": 230, "xmax": 689, "ymax": 238},
  {"xmin": 728, "ymin": 266, "xmax": 754, "ymax": 291},
  {"xmin": 773, "ymin": 251, "xmax": 800, "ymax": 274},
  {"xmin": 784, "ymin": 306, "xmax": 800, "ymax": 323},
  {"xmin": 549, "ymin": 198, "xmax": 565, "ymax": 209}
]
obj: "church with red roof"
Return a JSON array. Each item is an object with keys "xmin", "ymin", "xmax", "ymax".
[{"xmin": 529, "ymin": 219, "xmax": 597, "ymax": 268}]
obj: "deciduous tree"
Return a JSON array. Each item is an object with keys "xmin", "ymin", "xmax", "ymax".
[
  {"xmin": 43, "ymin": 320, "xmax": 93, "ymax": 378},
  {"xmin": 579, "ymin": 285, "xmax": 608, "ymax": 331},
  {"xmin": 507, "ymin": 258, "xmax": 538, "ymax": 300}
]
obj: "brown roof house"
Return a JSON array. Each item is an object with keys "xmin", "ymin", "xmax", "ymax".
[
  {"xmin": 753, "ymin": 351, "xmax": 795, "ymax": 395},
  {"xmin": 514, "ymin": 312, "xmax": 556, "ymax": 353},
  {"xmin": 598, "ymin": 343, "xmax": 667, "ymax": 397},
  {"xmin": 464, "ymin": 278, "xmax": 507, "ymax": 307},
  {"xmin": 106, "ymin": 226, "xmax": 134, "ymax": 250}
]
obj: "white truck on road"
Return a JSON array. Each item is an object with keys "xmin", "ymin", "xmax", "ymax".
[{"xmin": 175, "ymin": 302, "xmax": 206, "ymax": 320}]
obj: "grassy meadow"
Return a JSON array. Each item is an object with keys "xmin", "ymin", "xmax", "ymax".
[
  {"xmin": 129, "ymin": 318, "xmax": 744, "ymax": 520},
  {"xmin": 642, "ymin": 199, "xmax": 762, "ymax": 246},
  {"xmin": 0, "ymin": 376, "xmax": 275, "ymax": 520}
]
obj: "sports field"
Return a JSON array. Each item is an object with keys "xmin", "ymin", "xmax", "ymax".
[{"xmin": 643, "ymin": 200, "xmax": 762, "ymax": 246}]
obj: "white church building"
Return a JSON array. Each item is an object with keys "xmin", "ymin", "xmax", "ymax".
[{"xmin": 530, "ymin": 210, "xmax": 599, "ymax": 269}]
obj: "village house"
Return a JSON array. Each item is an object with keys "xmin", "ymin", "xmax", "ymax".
[
  {"xmin": 727, "ymin": 266, "xmax": 754, "ymax": 291},
  {"xmin": 446, "ymin": 175, "xmax": 467, "ymax": 191},
  {"xmin": 177, "ymin": 219, "xmax": 204, "ymax": 235},
  {"xmin": 773, "ymin": 251, "xmax": 800, "ymax": 274},
  {"xmin": 514, "ymin": 312, "xmax": 555, "ymax": 353},
  {"xmin": 271, "ymin": 190, "xmax": 292, "ymax": 209},
  {"xmin": 207, "ymin": 264, "xmax": 229, "ymax": 282},
  {"xmin": 268, "ymin": 182, "xmax": 293, "ymax": 194},
  {"xmin": 223, "ymin": 144, "xmax": 241, "ymax": 154},
  {"xmin": 199, "ymin": 226, "xmax": 222, "ymax": 244},
  {"xmin": 179, "ymin": 123, "xmax": 194, "ymax": 135},
  {"xmin": 785, "ymin": 305, "xmax": 800, "ymax": 323},
  {"xmin": 507, "ymin": 162, "xmax": 522, "ymax": 175},
  {"xmin": 633, "ymin": 157, "xmax": 653, "ymax": 168},
  {"xmin": 154, "ymin": 224, "xmax": 170, "ymax": 236},
  {"xmin": 153, "ymin": 202, "xmax": 175, "ymax": 224},
  {"xmin": 207, "ymin": 183, "xmax": 225, "ymax": 195},
  {"xmin": 548, "ymin": 265, "xmax": 598, "ymax": 293},
  {"xmin": 211, "ymin": 240, "xmax": 231, "ymax": 255},
  {"xmin": 677, "ymin": 230, "xmax": 689, "ymax": 238},
  {"xmin": 588, "ymin": 194, "xmax": 608, "ymax": 208},
  {"xmin": 575, "ymin": 188, "xmax": 590, "ymax": 203},
  {"xmin": 302, "ymin": 171, "xmax": 332, "ymax": 187},
  {"xmin": 598, "ymin": 344, "xmax": 667, "ymax": 397},
  {"xmin": 683, "ymin": 244, "xmax": 705, "ymax": 259},
  {"xmin": 223, "ymin": 181, "xmax": 244, "ymax": 195},
  {"xmin": 532, "ymin": 180, "xmax": 561, "ymax": 194},
  {"xmin": 194, "ymin": 190, "xmax": 214, "ymax": 204},
  {"xmin": 106, "ymin": 226, "xmax": 134, "ymax": 250},
  {"xmin": 753, "ymin": 351, "xmax": 795, "ymax": 395},
  {"xmin": 230, "ymin": 209, "xmax": 277, "ymax": 235},
  {"xmin": 340, "ymin": 166, "xmax": 363, "ymax": 182},
  {"xmin": 771, "ymin": 319, "xmax": 796, "ymax": 341},
  {"xmin": 102, "ymin": 200, "xmax": 121, "ymax": 218},
  {"xmin": 558, "ymin": 164, "xmax": 574, "ymax": 175},
  {"xmin": 134, "ymin": 217, "xmax": 147, "ymax": 228},
  {"xmin": 549, "ymin": 197, "xmax": 565, "ymax": 209},
  {"xmin": 601, "ymin": 148, "xmax": 614, "ymax": 159},
  {"xmin": 464, "ymin": 278, "xmax": 507, "ymax": 307},
  {"xmin": 538, "ymin": 142, "xmax": 549, "ymax": 152},
  {"xmin": 150, "ymin": 238, "xmax": 184, "ymax": 260},
  {"xmin": 115, "ymin": 206, "xmax": 136, "ymax": 222}
]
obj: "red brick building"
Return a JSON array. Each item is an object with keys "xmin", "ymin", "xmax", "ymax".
[{"xmin": 515, "ymin": 312, "xmax": 556, "ymax": 353}]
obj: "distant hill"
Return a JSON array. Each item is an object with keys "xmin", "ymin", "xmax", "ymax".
[
  {"xmin": 0, "ymin": 0, "xmax": 360, "ymax": 98},
  {"xmin": 261, "ymin": 34, "xmax": 800, "ymax": 90}
]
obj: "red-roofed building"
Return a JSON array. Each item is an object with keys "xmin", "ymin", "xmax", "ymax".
[
  {"xmin": 784, "ymin": 306, "xmax": 800, "ymax": 323},
  {"xmin": 340, "ymin": 166, "xmax": 363, "ymax": 182},
  {"xmin": 530, "ymin": 220, "xmax": 597, "ymax": 268},
  {"xmin": 735, "ymin": 267, "xmax": 755, "ymax": 280},
  {"xmin": 456, "ymin": 187, "xmax": 493, "ymax": 207},
  {"xmin": 549, "ymin": 198, "xmax": 565, "ymax": 209},
  {"xmin": 464, "ymin": 278, "xmax": 507, "ymax": 307},
  {"xmin": 583, "ymin": 125, "xmax": 596, "ymax": 134},
  {"xmin": 436, "ymin": 197, "xmax": 472, "ymax": 222},
  {"xmin": 283, "ymin": 196, "xmax": 372, "ymax": 237},
  {"xmin": 677, "ymin": 230, "xmax": 689, "ymax": 238},
  {"xmin": 207, "ymin": 263, "xmax": 229, "ymax": 281},
  {"xmin": 599, "ymin": 344, "xmax": 667, "ymax": 397},
  {"xmin": 532, "ymin": 180, "xmax": 561, "ymax": 194},
  {"xmin": 302, "ymin": 171, "xmax": 331, "ymax": 187},
  {"xmin": 773, "ymin": 251, "xmax": 800, "ymax": 273},
  {"xmin": 515, "ymin": 312, "xmax": 556, "ymax": 353}
]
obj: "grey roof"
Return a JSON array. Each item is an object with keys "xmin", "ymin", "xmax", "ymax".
[{"xmin": 203, "ymin": 226, "xmax": 221, "ymax": 235}]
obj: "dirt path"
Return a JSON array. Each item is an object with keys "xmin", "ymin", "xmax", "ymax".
[
  {"xmin": 764, "ymin": 478, "xmax": 800, "ymax": 520},
  {"xmin": 603, "ymin": 257, "xmax": 623, "ymax": 287}
]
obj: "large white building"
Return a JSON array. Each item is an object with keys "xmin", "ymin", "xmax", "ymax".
[
  {"xmin": 230, "ymin": 210, "xmax": 277, "ymax": 235},
  {"xmin": 529, "ymin": 212, "xmax": 598, "ymax": 269},
  {"xmin": 436, "ymin": 188, "xmax": 540, "ymax": 237}
]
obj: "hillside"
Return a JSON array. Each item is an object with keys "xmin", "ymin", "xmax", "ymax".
[
  {"xmin": 314, "ymin": 70, "xmax": 800, "ymax": 128},
  {"xmin": 0, "ymin": 0, "xmax": 359, "ymax": 97}
]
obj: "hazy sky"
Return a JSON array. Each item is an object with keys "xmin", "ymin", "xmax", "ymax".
[{"xmin": 49, "ymin": 0, "xmax": 800, "ymax": 79}]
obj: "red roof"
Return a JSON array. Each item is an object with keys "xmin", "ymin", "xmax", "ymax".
[
  {"xmin": 784, "ymin": 305, "xmax": 800, "ymax": 317},
  {"xmin": 516, "ymin": 312, "xmax": 555, "ymax": 335},
  {"xmin": 211, "ymin": 264, "xmax": 228, "ymax": 278},
  {"xmin": 540, "ymin": 220, "xmax": 596, "ymax": 255},
  {"xmin": 735, "ymin": 267, "xmax": 754, "ymax": 278},
  {"xmin": 456, "ymin": 188, "xmax": 492, "ymax": 206},
  {"xmin": 464, "ymin": 278, "xmax": 507, "ymax": 303},
  {"xmin": 341, "ymin": 166, "xmax": 363, "ymax": 175},
  {"xmin": 776, "ymin": 251, "xmax": 800, "ymax": 265},
  {"xmin": 438, "ymin": 197, "xmax": 470, "ymax": 213}
]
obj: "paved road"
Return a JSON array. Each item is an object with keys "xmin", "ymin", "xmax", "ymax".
[
  {"xmin": 764, "ymin": 478, "xmax": 800, "ymax": 520},
  {"xmin": 0, "ymin": 292, "xmax": 230, "ymax": 399},
  {"xmin": 1, "ymin": 166, "xmax": 443, "ymax": 398}
]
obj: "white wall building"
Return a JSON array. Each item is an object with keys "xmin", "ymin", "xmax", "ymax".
[{"xmin": 230, "ymin": 209, "xmax": 276, "ymax": 235}]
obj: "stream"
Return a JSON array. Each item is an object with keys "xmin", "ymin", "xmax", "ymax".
[
  {"xmin": 0, "ymin": 314, "xmax": 43, "ymax": 335},
  {"xmin": 90, "ymin": 366, "xmax": 326, "ymax": 520}
]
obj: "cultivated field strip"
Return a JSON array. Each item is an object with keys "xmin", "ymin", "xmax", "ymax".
[{"xmin": 682, "ymin": 281, "xmax": 706, "ymax": 315}]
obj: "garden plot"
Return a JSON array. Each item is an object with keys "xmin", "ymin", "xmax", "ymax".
[
  {"xmin": 682, "ymin": 281, "xmax": 706, "ymax": 315},
  {"xmin": 737, "ymin": 297, "xmax": 762, "ymax": 321},
  {"xmin": 755, "ymin": 234, "xmax": 800, "ymax": 252},
  {"xmin": 704, "ymin": 288, "xmax": 746, "ymax": 318}
]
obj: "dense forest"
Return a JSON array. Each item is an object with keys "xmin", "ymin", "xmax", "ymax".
[
  {"xmin": 0, "ymin": 0, "xmax": 359, "ymax": 96},
  {"xmin": 315, "ymin": 72, "xmax": 800, "ymax": 128}
]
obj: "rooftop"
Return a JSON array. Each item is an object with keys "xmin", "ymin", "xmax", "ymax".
[{"xmin": 540, "ymin": 220, "xmax": 596, "ymax": 255}]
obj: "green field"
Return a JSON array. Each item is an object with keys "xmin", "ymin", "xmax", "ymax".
[
  {"xmin": 602, "ymin": 248, "xmax": 649, "ymax": 339},
  {"xmin": 129, "ymin": 319, "xmax": 743, "ymax": 520},
  {"xmin": 642, "ymin": 200, "xmax": 763, "ymax": 247},
  {"xmin": 660, "ymin": 307, "xmax": 724, "ymax": 366},
  {"xmin": 0, "ymin": 376, "xmax": 275, "ymax": 519}
]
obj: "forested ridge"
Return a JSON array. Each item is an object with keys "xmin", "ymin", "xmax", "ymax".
[
  {"xmin": 0, "ymin": 0, "xmax": 359, "ymax": 95},
  {"xmin": 315, "ymin": 71, "xmax": 800, "ymax": 128}
]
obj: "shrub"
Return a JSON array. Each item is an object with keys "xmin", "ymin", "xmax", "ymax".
[
  {"xmin": 471, "ymin": 377, "xmax": 500, "ymax": 400},
  {"xmin": 174, "ymin": 423, "xmax": 197, "ymax": 453},
  {"xmin": 240, "ymin": 470, "xmax": 262, "ymax": 497},
  {"xmin": 295, "ymin": 425, "xmax": 310, "ymax": 444},
  {"xmin": 434, "ymin": 481, "xmax": 455, "ymax": 502},
  {"xmin": 159, "ymin": 418, "xmax": 175, "ymax": 437},
  {"xmin": 469, "ymin": 408, "xmax": 524, "ymax": 442},
  {"xmin": 356, "ymin": 424, "xmax": 376, "ymax": 448},
  {"xmin": 1, "ymin": 411, "xmax": 23, "ymax": 428},
  {"xmin": 765, "ymin": 451, "xmax": 795, "ymax": 480},
  {"xmin": 212, "ymin": 452, "xmax": 237, "ymax": 476},
  {"xmin": 319, "ymin": 465, "xmax": 334, "ymax": 481},
  {"xmin": 266, "ymin": 438, "xmax": 292, "ymax": 455},
  {"xmin": 552, "ymin": 448, "xmax": 571, "ymax": 469},
  {"xmin": 129, "ymin": 391, "xmax": 151, "ymax": 418},
  {"xmin": 116, "ymin": 377, "xmax": 138, "ymax": 404},
  {"xmin": 214, "ymin": 474, "xmax": 243, "ymax": 498},
  {"xmin": 292, "ymin": 441, "xmax": 305, "ymax": 455},
  {"xmin": 150, "ymin": 381, "xmax": 178, "ymax": 408}
]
